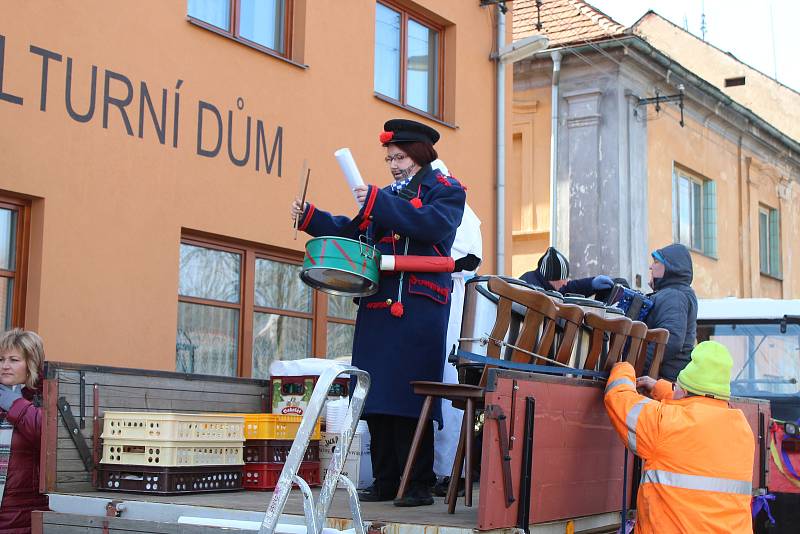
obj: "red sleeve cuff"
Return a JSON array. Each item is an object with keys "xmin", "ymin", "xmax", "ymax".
[
  {"xmin": 298, "ymin": 203, "xmax": 315, "ymax": 232},
  {"xmin": 358, "ymin": 185, "xmax": 379, "ymax": 231}
]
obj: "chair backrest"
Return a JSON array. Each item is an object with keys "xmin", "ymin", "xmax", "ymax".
[
  {"xmin": 480, "ymin": 277, "xmax": 559, "ymax": 385},
  {"xmin": 582, "ymin": 314, "xmax": 633, "ymax": 371},
  {"xmin": 624, "ymin": 321, "xmax": 649, "ymax": 365},
  {"xmin": 633, "ymin": 328, "xmax": 670, "ymax": 378},
  {"xmin": 553, "ymin": 302, "xmax": 585, "ymax": 365}
]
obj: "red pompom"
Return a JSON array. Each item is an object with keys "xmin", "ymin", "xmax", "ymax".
[
  {"xmin": 410, "ymin": 197, "xmax": 423, "ymax": 209},
  {"xmin": 390, "ymin": 301, "xmax": 404, "ymax": 318},
  {"xmin": 379, "ymin": 131, "xmax": 394, "ymax": 144}
]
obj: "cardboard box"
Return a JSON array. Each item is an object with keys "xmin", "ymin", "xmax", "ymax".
[{"xmin": 319, "ymin": 431, "xmax": 373, "ymax": 489}]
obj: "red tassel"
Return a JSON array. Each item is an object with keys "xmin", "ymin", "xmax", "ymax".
[
  {"xmin": 390, "ymin": 301, "xmax": 404, "ymax": 318},
  {"xmin": 379, "ymin": 131, "xmax": 394, "ymax": 144},
  {"xmin": 410, "ymin": 197, "xmax": 423, "ymax": 209}
]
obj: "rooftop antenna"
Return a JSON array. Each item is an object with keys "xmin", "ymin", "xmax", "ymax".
[
  {"xmin": 683, "ymin": 14, "xmax": 689, "ymax": 31},
  {"xmin": 700, "ymin": 0, "xmax": 707, "ymax": 41}
]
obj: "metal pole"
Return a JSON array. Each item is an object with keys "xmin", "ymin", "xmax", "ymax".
[
  {"xmin": 548, "ymin": 51, "xmax": 561, "ymax": 248},
  {"xmin": 495, "ymin": 5, "xmax": 506, "ymax": 275},
  {"xmin": 517, "ymin": 397, "xmax": 535, "ymax": 533}
]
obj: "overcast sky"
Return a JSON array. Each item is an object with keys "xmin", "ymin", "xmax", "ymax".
[{"xmin": 587, "ymin": 0, "xmax": 800, "ymax": 93}]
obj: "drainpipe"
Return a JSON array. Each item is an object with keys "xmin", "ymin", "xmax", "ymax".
[
  {"xmin": 548, "ymin": 51, "xmax": 562, "ymax": 248},
  {"xmin": 495, "ymin": 6, "xmax": 506, "ymax": 275}
]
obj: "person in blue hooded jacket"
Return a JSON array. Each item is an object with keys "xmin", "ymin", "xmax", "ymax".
[
  {"xmin": 644, "ymin": 243, "xmax": 698, "ymax": 381},
  {"xmin": 291, "ymin": 119, "xmax": 465, "ymax": 507}
]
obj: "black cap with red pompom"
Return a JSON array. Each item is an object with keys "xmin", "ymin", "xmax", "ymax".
[{"xmin": 379, "ymin": 119, "xmax": 440, "ymax": 146}]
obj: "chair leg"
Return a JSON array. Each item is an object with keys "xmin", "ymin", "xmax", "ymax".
[
  {"xmin": 464, "ymin": 397, "xmax": 475, "ymax": 507},
  {"xmin": 446, "ymin": 407, "xmax": 468, "ymax": 513},
  {"xmin": 396, "ymin": 395, "xmax": 433, "ymax": 500}
]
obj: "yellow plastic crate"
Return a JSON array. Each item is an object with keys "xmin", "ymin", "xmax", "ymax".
[
  {"xmin": 101, "ymin": 412, "xmax": 244, "ymax": 442},
  {"xmin": 228, "ymin": 413, "xmax": 321, "ymax": 440},
  {"xmin": 101, "ymin": 439, "xmax": 243, "ymax": 467}
]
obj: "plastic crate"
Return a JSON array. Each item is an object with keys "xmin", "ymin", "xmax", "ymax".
[
  {"xmin": 97, "ymin": 464, "xmax": 243, "ymax": 495},
  {"xmin": 101, "ymin": 439, "xmax": 243, "ymax": 467},
  {"xmin": 101, "ymin": 411, "xmax": 244, "ymax": 442},
  {"xmin": 271, "ymin": 376, "xmax": 349, "ymax": 415},
  {"xmin": 243, "ymin": 461, "xmax": 320, "ymax": 491},
  {"xmin": 233, "ymin": 414, "xmax": 321, "ymax": 440},
  {"xmin": 244, "ymin": 440, "xmax": 320, "ymax": 463}
]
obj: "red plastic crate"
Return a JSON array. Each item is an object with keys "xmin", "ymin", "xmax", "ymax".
[
  {"xmin": 244, "ymin": 440, "xmax": 320, "ymax": 463},
  {"xmin": 243, "ymin": 461, "xmax": 320, "ymax": 491}
]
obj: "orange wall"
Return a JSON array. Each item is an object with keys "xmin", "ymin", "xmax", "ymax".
[
  {"xmin": 647, "ymin": 106, "xmax": 799, "ymax": 298},
  {"xmin": 0, "ymin": 1, "xmax": 504, "ymax": 369}
]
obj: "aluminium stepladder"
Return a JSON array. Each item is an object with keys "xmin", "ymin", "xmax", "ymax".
[{"xmin": 260, "ymin": 363, "xmax": 371, "ymax": 534}]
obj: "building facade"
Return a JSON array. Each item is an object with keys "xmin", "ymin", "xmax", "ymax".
[
  {"xmin": 0, "ymin": 0, "xmax": 508, "ymax": 375},
  {"xmin": 510, "ymin": 0, "xmax": 800, "ymax": 299}
]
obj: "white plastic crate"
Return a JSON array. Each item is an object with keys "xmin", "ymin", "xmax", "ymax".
[
  {"xmin": 101, "ymin": 411, "xmax": 244, "ymax": 442},
  {"xmin": 101, "ymin": 439, "xmax": 244, "ymax": 467}
]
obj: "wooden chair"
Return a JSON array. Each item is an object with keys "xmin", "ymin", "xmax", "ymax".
[
  {"xmin": 582, "ymin": 314, "xmax": 633, "ymax": 372},
  {"xmin": 624, "ymin": 321, "xmax": 649, "ymax": 365},
  {"xmin": 553, "ymin": 302, "xmax": 585, "ymax": 365},
  {"xmin": 633, "ymin": 328, "xmax": 670, "ymax": 378},
  {"xmin": 395, "ymin": 276, "xmax": 559, "ymax": 512}
]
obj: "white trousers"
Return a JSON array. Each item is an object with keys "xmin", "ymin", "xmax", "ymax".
[{"xmin": 433, "ymin": 276, "xmax": 466, "ymax": 478}]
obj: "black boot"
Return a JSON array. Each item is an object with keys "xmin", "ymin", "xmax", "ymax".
[
  {"xmin": 358, "ymin": 485, "xmax": 397, "ymax": 502},
  {"xmin": 393, "ymin": 485, "xmax": 434, "ymax": 507}
]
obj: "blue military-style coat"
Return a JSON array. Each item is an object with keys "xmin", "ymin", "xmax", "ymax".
[{"xmin": 298, "ymin": 164, "xmax": 466, "ymax": 425}]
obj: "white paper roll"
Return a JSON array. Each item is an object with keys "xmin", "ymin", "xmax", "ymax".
[{"xmin": 334, "ymin": 148, "xmax": 365, "ymax": 206}]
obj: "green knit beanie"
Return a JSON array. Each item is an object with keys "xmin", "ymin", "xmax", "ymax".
[{"xmin": 676, "ymin": 341, "xmax": 733, "ymax": 400}]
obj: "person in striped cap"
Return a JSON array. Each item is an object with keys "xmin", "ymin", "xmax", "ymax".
[
  {"xmin": 605, "ymin": 341, "xmax": 755, "ymax": 533},
  {"xmin": 520, "ymin": 246, "xmax": 613, "ymax": 296}
]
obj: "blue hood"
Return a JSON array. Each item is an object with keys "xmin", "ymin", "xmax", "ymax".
[{"xmin": 653, "ymin": 243, "xmax": 693, "ymax": 290}]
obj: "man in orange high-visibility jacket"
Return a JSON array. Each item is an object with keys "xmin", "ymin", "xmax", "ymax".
[{"xmin": 604, "ymin": 340, "xmax": 755, "ymax": 533}]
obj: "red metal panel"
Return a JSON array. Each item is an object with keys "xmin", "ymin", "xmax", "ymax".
[
  {"xmin": 39, "ymin": 379, "xmax": 59, "ymax": 493},
  {"xmin": 729, "ymin": 397, "xmax": 770, "ymax": 489},
  {"xmin": 478, "ymin": 372, "xmax": 629, "ymax": 530}
]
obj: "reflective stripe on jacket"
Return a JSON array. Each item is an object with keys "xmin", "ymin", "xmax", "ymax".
[{"xmin": 604, "ymin": 362, "xmax": 754, "ymax": 534}]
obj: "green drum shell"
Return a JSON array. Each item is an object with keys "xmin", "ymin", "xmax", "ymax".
[{"xmin": 301, "ymin": 236, "xmax": 381, "ymax": 297}]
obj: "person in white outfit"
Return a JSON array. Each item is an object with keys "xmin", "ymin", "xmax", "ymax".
[{"xmin": 430, "ymin": 159, "xmax": 482, "ymax": 495}]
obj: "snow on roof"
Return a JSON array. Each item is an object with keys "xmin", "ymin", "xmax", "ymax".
[{"xmin": 698, "ymin": 298, "xmax": 800, "ymax": 321}]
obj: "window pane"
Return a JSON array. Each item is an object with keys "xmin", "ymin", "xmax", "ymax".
[
  {"xmin": 671, "ymin": 173, "xmax": 679, "ymax": 242},
  {"xmin": 406, "ymin": 19, "xmax": 438, "ymax": 114},
  {"xmin": 0, "ymin": 209, "xmax": 17, "ymax": 271},
  {"xmin": 759, "ymin": 211, "xmax": 769, "ymax": 273},
  {"xmin": 691, "ymin": 181, "xmax": 702, "ymax": 249},
  {"xmin": 769, "ymin": 209, "xmax": 780, "ymax": 275},
  {"xmin": 326, "ymin": 322, "xmax": 354, "ymax": 359},
  {"xmin": 0, "ymin": 277, "xmax": 12, "ymax": 330},
  {"xmin": 327, "ymin": 294, "xmax": 357, "ymax": 320},
  {"xmin": 179, "ymin": 244, "xmax": 241, "ymax": 303},
  {"xmin": 252, "ymin": 312, "xmax": 311, "ymax": 378},
  {"xmin": 239, "ymin": 0, "xmax": 285, "ymax": 53},
  {"xmin": 678, "ymin": 177, "xmax": 691, "ymax": 246},
  {"xmin": 176, "ymin": 302, "xmax": 239, "ymax": 376},
  {"xmin": 254, "ymin": 258, "xmax": 311, "ymax": 312},
  {"xmin": 374, "ymin": 3, "xmax": 401, "ymax": 100},
  {"xmin": 188, "ymin": 0, "xmax": 231, "ymax": 30}
]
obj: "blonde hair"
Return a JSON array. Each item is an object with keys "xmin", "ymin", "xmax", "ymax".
[{"xmin": 0, "ymin": 328, "xmax": 45, "ymax": 389}]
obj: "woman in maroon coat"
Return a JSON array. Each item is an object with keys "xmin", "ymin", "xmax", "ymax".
[{"xmin": 0, "ymin": 329, "xmax": 48, "ymax": 533}]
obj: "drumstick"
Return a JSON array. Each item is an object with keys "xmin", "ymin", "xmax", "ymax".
[{"xmin": 294, "ymin": 162, "xmax": 311, "ymax": 240}]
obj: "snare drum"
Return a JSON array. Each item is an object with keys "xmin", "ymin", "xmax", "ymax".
[{"xmin": 300, "ymin": 236, "xmax": 381, "ymax": 297}]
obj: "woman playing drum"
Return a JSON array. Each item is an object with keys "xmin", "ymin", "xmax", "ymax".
[{"xmin": 290, "ymin": 119, "xmax": 465, "ymax": 507}]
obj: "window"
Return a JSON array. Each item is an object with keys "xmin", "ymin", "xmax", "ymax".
[
  {"xmin": 0, "ymin": 197, "xmax": 29, "ymax": 330},
  {"xmin": 188, "ymin": 0, "xmax": 291, "ymax": 57},
  {"xmin": 176, "ymin": 235, "xmax": 357, "ymax": 377},
  {"xmin": 759, "ymin": 206, "xmax": 781, "ymax": 277},
  {"xmin": 725, "ymin": 76, "xmax": 746, "ymax": 87},
  {"xmin": 672, "ymin": 166, "xmax": 717, "ymax": 257},
  {"xmin": 374, "ymin": 1, "xmax": 442, "ymax": 117}
]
